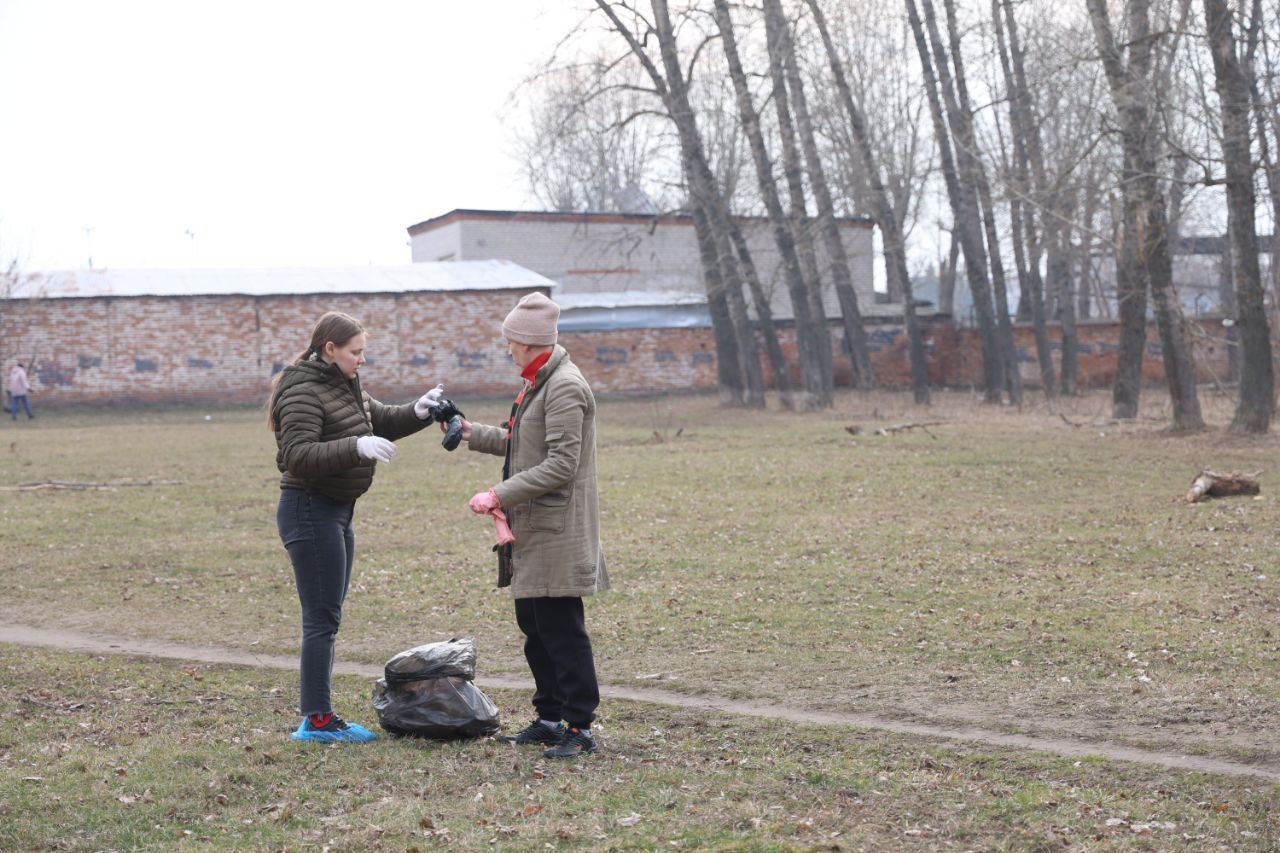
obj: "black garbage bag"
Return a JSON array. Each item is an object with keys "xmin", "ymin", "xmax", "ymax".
[
  {"xmin": 372, "ymin": 637, "xmax": 500, "ymax": 738},
  {"xmin": 384, "ymin": 637, "xmax": 477, "ymax": 684}
]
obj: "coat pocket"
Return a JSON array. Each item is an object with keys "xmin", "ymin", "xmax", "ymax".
[{"xmin": 528, "ymin": 488, "xmax": 571, "ymax": 533}]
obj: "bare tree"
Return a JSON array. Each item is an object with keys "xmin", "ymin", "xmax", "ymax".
[
  {"xmin": 760, "ymin": 0, "xmax": 836, "ymax": 400},
  {"xmin": 906, "ymin": 0, "xmax": 1005, "ymax": 402},
  {"xmin": 1204, "ymin": 0, "xmax": 1274, "ymax": 431},
  {"xmin": 935, "ymin": 0, "xmax": 1022, "ymax": 403},
  {"xmin": 770, "ymin": 0, "xmax": 875, "ymax": 388},
  {"xmin": 1087, "ymin": 0, "xmax": 1204, "ymax": 430},
  {"xmin": 992, "ymin": 0, "xmax": 1055, "ymax": 397},
  {"xmin": 513, "ymin": 60, "xmax": 679, "ymax": 213},
  {"xmin": 593, "ymin": 0, "xmax": 767, "ymax": 406},
  {"xmin": 808, "ymin": 0, "xmax": 931, "ymax": 403},
  {"xmin": 713, "ymin": 0, "xmax": 831, "ymax": 409}
]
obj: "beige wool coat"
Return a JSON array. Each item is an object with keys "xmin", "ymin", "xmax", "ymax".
[{"xmin": 469, "ymin": 346, "xmax": 609, "ymax": 599}]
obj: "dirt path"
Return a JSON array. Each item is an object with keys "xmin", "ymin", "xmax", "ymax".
[{"xmin": 3, "ymin": 621, "xmax": 1278, "ymax": 783}]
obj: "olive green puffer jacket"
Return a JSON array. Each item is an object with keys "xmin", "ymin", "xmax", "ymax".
[{"xmin": 272, "ymin": 356, "xmax": 428, "ymax": 501}]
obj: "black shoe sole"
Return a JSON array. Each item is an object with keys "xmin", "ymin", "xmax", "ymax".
[
  {"xmin": 543, "ymin": 743, "xmax": 598, "ymax": 759},
  {"xmin": 498, "ymin": 732, "xmax": 561, "ymax": 746}
]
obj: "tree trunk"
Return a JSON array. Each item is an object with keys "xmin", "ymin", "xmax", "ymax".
[
  {"xmin": 939, "ymin": 231, "xmax": 959, "ymax": 316},
  {"xmin": 905, "ymin": 0, "xmax": 1003, "ymax": 402},
  {"xmin": 713, "ymin": 0, "xmax": 830, "ymax": 409},
  {"xmin": 1218, "ymin": 237, "xmax": 1240, "ymax": 382},
  {"xmin": 808, "ymin": 0, "xmax": 929, "ymax": 402},
  {"xmin": 1205, "ymin": 0, "xmax": 1274, "ymax": 432},
  {"xmin": 939, "ymin": 0, "xmax": 1020, "ymax": 403},
  {"xmin": 1147, "ymin": 211, "xmax": 1203, "ymax": 431},
  {"xmin": 1112, "ymin": 156, "xmax": 1149, "ymax": 419},
  {"xmin": 729, "ymin": 220, "xmax": 794, "ymax": 400},
  {"xmin": 1047, "ymin": 221, "xmax": 1079, "ymax": 395},
  {"xmin": 994, "ymin": 0, "xmax": 1054, "ymax": 394},
  {"xmin": 762, "ymin": 0, "xmax": 835, "ymax": 399},
  {"xmin": 691, "ymin": 203, "xmax": 745, "ymax": 404},
  {"xmin": 776, "ymin": 0, "xmax": 874, "ymax": 389},
  {"xmin": 1087, "ymin": 0, "xmax": 1202, "ymax": 428},
  {"xmin": 1242, "ymin": 0, "xmax": 1280, "ymax": 311},
  {"xmin": 1076, "ymin": 179, "xmax": 1100, "ymax": 321}
]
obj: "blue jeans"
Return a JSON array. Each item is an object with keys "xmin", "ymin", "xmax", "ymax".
[
  {"xmin": 277, "ymin": 489, "xmax": 355, "ymax": 716},
  {"xmin": 9, "ymin": 395, "xmax": 32, "ymax": 419}
]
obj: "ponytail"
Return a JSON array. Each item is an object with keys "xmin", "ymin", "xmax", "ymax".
[{"xmin": 265, "ymin": 312, "xmax": 365, "ymax": 431}]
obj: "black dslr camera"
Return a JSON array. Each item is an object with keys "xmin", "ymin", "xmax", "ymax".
[{"xmin": 427, "ymin": 398, "xmax": 466, "ymax": 451}]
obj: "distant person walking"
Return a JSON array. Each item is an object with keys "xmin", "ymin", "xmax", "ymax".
[
  {"xmin": 453, "ymin": 292, "xmax": 609, "ymax": 759},
  {"xmin": 8, "ymin": 362, "xmax": 34, "ymax": 420},
  {"xmin": 268, "ymin": 311, "xmax": 444, "ymax": 744}
]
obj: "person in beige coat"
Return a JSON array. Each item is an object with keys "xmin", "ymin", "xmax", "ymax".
[{"xmin": 454, "ymin": 292, "xmax": 609, "ymax": 759}]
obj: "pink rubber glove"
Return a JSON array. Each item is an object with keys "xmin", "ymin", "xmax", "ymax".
[
  {"xmin": 469, "ymin": 489, "xmax": 501, "ymax": 515},
  {"xmin": 492, "ymin": 508, "xmax": 515, "ymax": 546}
]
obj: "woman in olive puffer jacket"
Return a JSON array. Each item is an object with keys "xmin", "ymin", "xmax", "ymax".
[{"xmin": 268, "ymin": 311, "xmax": 443, "ymax": 744}]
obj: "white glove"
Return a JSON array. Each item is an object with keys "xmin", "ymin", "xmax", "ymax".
[
  {"xmin": 356, "ymin": 435, "xmax": 397, "ymax": 463},
  {"xmin": 414, "ymin": 384, "xmax": 446, "ymax": 421}
]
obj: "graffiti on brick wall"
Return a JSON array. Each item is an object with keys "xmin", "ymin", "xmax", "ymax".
[
  {"xmin": 135, "ymin": 358, "xmax": 159, "ymax": 372},
  {"xmin": 865, "ymin": 328, "xmax": 901, "ymax": 352},
  {"xmin": 455, "ymin": 351, "xmax": 488, "ymax": 369},
  {"xmin": 37, "ymin": 363, "xmax": 76, "ymax": 386},
  {"xmin": 690, "ymin": 351, "xmax": 714, "ymax": 366},
  {"xmin": 78, "ymin": 355, "xmax": 102, "ymax": 370},
  {"xmin": 654, "ymin": 350, "xmax": 678, "ymax": 363},
  {"xmin": 407, "ymin": 354, "xmax": 431, "ymax": 367},
  {"xmin": 271, "ymin": 362, "xmax": 284, "ymax": 376},
  {"xmin": 597, "ymin": 346, "xmax": 628, "ymax": 365},
  {"xmin": 187, "ymin": 357, "xmax": 214, "ymax": 369}
]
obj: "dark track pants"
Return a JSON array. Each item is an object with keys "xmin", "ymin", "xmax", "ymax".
[
  {"xmin": 277, "ymin": 489, "xmax": 355, "ymax": 716},
  {"xmin": 514, "ymin": 596, "xmax": 599, "ymax": 729}
]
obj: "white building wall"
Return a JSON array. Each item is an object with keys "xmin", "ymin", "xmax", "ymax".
[
  {"xmin": 409, "ymin": 213, "xmax": 890, "ymax": 321},
  {"xmin": 411, "ymin": 224, "xmax": 464, "ymax": 263}
]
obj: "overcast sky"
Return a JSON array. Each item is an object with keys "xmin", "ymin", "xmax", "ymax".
[{"xmin": 0, "ymin": 1, "xmax": 592, "ymax": 272}]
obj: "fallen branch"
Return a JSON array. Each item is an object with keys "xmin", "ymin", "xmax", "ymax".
[
  {"xmin": 846, "ymin": 421, "xmax": 947, "ymax": 438},
  {"xmin": 1186, "ymin": 469, "xmax": 1262, "ymax": 503},
  {"xmin": 874, "ymin": 421, "xmax": 946, "ymax": 437},
  {"xmin": 0, "ymin": 479, "xmax": 182, "ymax": 492}
]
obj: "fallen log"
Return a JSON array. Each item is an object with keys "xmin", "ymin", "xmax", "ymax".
[{"xmin": 1185, "ymin": 469, "xmax": 1262, "ymax": 503}]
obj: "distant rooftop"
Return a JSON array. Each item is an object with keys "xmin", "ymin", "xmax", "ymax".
[
  {"xmin": 556, "ymin": 290, "xmax": 706, "ymax": 310},
  {"xmin": 13, "ymin": 260, "xmax": 555, "ymax": 300},
  {"xmin": 408, "ymin": 208, "xmax": 875, "ymax": 236}
]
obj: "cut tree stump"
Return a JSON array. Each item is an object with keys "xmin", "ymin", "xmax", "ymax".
[{"xmin": 1185, "ymin": 470, "xmax": 1262, "ymax": 503}]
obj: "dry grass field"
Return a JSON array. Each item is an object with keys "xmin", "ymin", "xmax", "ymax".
[{"xmin": 2, "ymin": 387, "xmax": 1278, "ymax": 848}]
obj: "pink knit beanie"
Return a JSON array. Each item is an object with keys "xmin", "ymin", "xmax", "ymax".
[{"xmin": 502, "ymin": 292, "xmax": 560, "ymax": 346}]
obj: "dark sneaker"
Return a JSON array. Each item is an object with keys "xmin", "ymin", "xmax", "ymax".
[
  {"xmin": 543, "ymin": 726, "xmax": 597, "ymax": 759},
  {"xmin": 291, "ymin": 714, "xmax": 377, "ymax": 744},
  {"xmin": 498, "ymin": 719, "xmax": 565, "ymax": 746}
]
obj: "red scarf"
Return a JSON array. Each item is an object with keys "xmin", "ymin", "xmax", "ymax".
[{"xmin": 508, "ymin": 350, "xmax": 553, "ymax": 432}]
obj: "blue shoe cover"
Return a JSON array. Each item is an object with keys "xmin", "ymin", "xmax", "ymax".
[{"xmin": 290, "ymin": 717, "xmax": 378, "ymax": 744}]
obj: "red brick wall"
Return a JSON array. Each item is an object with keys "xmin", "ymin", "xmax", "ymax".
[
  {"xmin": 559, "ymin": 317, "xmax": 1235, "ymax": 393},
  {"xmin": 0, "ymin": 293, "xmax": 1238, "ymax": 406},
  {"xmin": 1, "ymin": 289, "xmax": 548, "ymax": 406}
]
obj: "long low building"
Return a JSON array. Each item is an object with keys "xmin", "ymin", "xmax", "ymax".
[{"xmin": 3, "ymin": 261, "xmax": 557, "ymax": 406}]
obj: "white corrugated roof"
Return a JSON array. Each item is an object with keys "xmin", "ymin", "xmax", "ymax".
[
  {"xmin": 17, "ymin": 260, "xmax": 555, "ymax": 299},
  {"xmin": 557, "ymin": 290, "xmax": 707, "ymax": 310}
]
